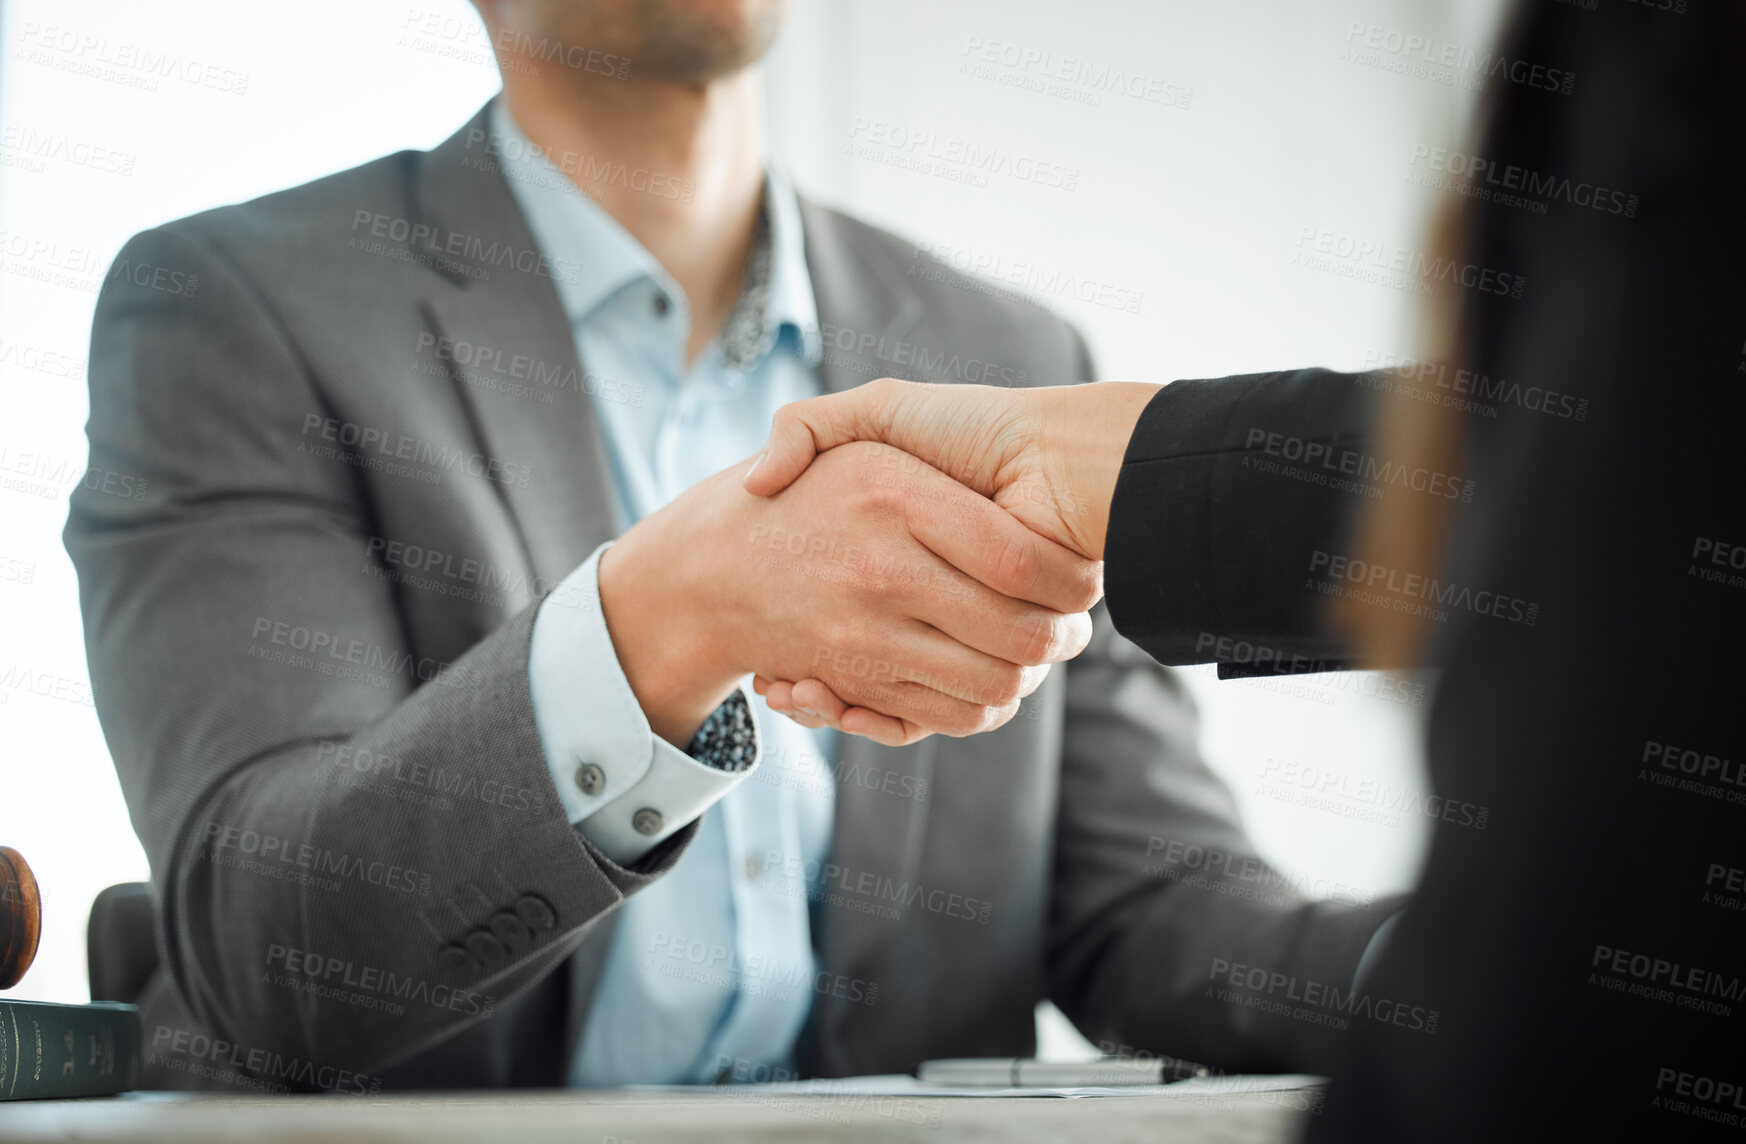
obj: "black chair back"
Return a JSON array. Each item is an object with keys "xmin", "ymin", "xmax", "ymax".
[{"xmin": 86, "ymin": 882, "xmax": 158, "ymax": 1004}]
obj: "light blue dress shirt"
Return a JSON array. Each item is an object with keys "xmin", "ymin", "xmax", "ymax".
[{"xmin": 492, "ymin": 100, "xmax": 838, "ymax": 1085}]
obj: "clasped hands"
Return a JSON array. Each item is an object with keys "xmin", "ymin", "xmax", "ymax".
[{"xmin": 596, "ymin": 378, "xmax": 1159, "ymax": 748}]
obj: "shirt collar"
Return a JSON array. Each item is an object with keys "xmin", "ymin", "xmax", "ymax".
[
  {"xmin": 761, "ymin": 166, "xmax": 821, "ymax": 366},
  {"xmin": 488, "ymin": 98, "xmax": 819, "ymax": 368}
]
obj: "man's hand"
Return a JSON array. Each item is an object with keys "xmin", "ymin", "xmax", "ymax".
[
  {"xmin": 598, "ymin": 441, "xmax": 1102, "ymax": 748},
  {"xmin": 739, "ymin": 378, "xmax": 1160, "ymax": 742},
  {"xmin": 742, "ymin": 378, "xmax": 1162, "ymax": 561}
]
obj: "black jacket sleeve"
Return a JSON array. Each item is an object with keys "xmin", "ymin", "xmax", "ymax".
[{"xmin": 1103, "ymin": 369, "xmax": 1374, "ymax": 675}]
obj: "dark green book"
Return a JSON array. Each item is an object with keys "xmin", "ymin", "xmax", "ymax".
[{"xmin": 0, "ymin": 999, "xmax": 139, "ymax": 1100}]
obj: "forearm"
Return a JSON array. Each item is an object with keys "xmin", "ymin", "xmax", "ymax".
[
  {"xmin": 1104, "ymin": 369, "xmax": 1373, "ymax": 672},
  {"xmin": 1048, "ymin": 604, "xmax": 1403, "ymax": 1072},
  {"xmin": 1052, "ymin": 889, "xmax": 1406, "ymax": 1074}
]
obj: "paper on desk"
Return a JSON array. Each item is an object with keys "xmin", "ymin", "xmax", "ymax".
[{"xmin": 637, "ymin": 1073, "xmax": 1325, "ymax": 1100}]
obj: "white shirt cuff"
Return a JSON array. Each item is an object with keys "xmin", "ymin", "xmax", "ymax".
[{"xmin": 527, "ymin": 542, "xmax": 760, "ymax": 866}]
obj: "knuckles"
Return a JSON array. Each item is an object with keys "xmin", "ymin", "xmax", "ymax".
[
  {"xmin": 937, "ymin": 698, "xmax": 994, "ymax": 738},
  {"xmin": 1005, "ymin": 610, "xmax": 1092, "ymax": 666},
  {"xmin": 1054, "ymin": 610, "xmax": 1095, "ymax": 661},
  {"xmin": 1063, "ymin": 560, "xmax": 1106, "ymax": 614},
  {"xmin": 1029, "ymin": 553, "xmax": 1104, "ymax": 615},
  {"xmin": 1008, "ymin": 612, "xmax": 1058, "ymax": 666},
  {"xmin": 1016, "ymin": 663, "xmax": 1052, "ymax": 700},
  {"xmin": 975, "ymin": 663, "xmax": 1028, "ymax": 709},
  {"xmin": 986, "ymin": 533, "xmax": 1041, "ymax": 600},
  {"xmin": 961, "ymin": 700, "xmax": 1022, "ymax": 738}
]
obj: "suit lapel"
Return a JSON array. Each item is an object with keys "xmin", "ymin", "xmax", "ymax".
[
  {"xmin": 414, "ymin": 105, "xmax": 622, "ymax": 587},
  {"xmin": 799, "ymin": 199, "xmax": 924, "ymax": 397}
]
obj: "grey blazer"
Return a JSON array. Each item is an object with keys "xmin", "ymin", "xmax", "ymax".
[{"xmin": 66, "ymin": 103, "xmax": 1395, "ymax": 1091}]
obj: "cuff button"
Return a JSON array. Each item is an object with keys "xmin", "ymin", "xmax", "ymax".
[
  {"xmin": 632, "ymin": 808, "xmax": 663, "ymax": 836},
  {"xmin": 574, "ymin": 763, "xmax": 605, "ymax": 797}
]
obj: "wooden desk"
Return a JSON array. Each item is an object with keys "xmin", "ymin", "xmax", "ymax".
[{"xmin": 0, "ymin": 1084, "xmax": 1317, "ymax": 1143}]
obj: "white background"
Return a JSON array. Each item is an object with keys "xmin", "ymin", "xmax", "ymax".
[{"xmin": 1, "ymin": 0, "xmax": 1504, "ymax": 1055}]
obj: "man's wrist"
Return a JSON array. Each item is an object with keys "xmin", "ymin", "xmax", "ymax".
[{"xmin": 598, "ymin": 505, "xmax": 743, "ymax": 747}]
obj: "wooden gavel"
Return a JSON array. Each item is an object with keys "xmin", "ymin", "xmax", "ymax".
[{"xmin": 0, "ymin": 846, "xmax": 42, "ymax": 989}]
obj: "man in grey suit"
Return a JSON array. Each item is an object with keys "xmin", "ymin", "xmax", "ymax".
[{"xmin": 66, "ymin": 0, "xmax": 1398, "ymax": 1090}]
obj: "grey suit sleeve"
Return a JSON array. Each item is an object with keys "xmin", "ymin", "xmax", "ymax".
[
  {"xmin": 64, "ymin": 226, "xmax": 691, "ymax": 1081},
  {"xmin": 1048, "ymin": 334, "xmax": 1402, "ymax": 1074}
]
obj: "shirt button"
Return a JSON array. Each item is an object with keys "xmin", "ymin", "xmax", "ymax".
[
  {"xmin": 652, "ymin": 293, "xmax": 670, "ymax": 317},
  {"xmin": 632, "ymin": 808, "xmax": 664, "ymax": 836},
  {"xmin": 574, "ymin": 763, "xmax": 606, "ymax": 797},
  {"xmin": 743, "ymin": 855, "xmax": 765, "ymax": 880}
]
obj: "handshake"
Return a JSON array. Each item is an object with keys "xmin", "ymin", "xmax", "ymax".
[{"xmin": 597, "ymin": 379, "xmax": 1161, "ymax": 748}]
